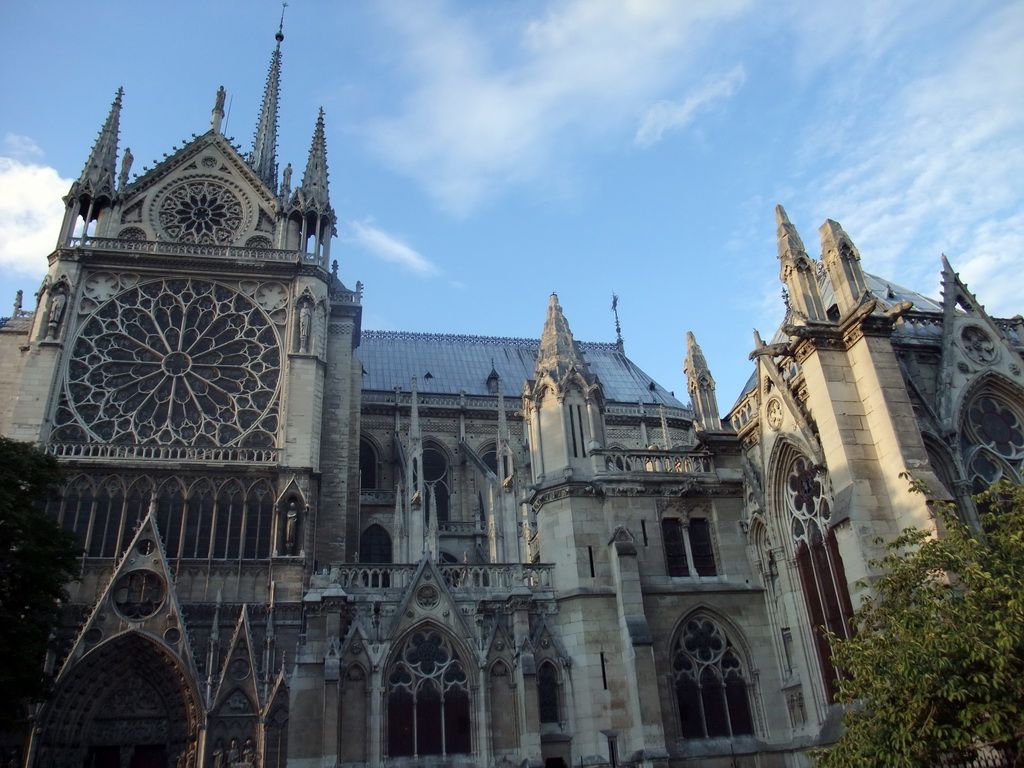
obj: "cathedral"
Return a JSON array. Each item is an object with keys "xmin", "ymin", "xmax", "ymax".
[{"xmin": 2, "ymin": 25, "xmax": 1023, "ymax": 768}]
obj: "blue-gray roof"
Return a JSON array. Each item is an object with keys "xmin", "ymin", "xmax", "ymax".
[{"xmin": 358, "ymin": 330, "xmax": 684, "ymax": 406}]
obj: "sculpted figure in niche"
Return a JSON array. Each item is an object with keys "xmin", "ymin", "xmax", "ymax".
[
  {"xmin": 285, "ymin": 500, "xmax": 299, "ymax": 555},
  {"xmin": 298, "ymin": 300, "xmax": 313, "ymax": 353},
  {"xmin": 242, "ymin": 738, "xmax": 257, "ymax": 765},
  {"xmin": 46, "ymin": 290, "xmax": 67, "ymax": 339},
  {"xmin": 227, "ymin": 738, "xmax": 240, "ymax": 765},
  {"xmin": 212, "ymin": 740, "xmax": 224, "ymax": 768}
]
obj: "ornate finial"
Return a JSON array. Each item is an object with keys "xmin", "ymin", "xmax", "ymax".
[
  {"xmin": 611, "ymin": 293, "xmax": 623, "ymax": 351},
  {"xmin": 211, "ymin": 86, "xmax": 227, "ymax": 133},
  {"xmin": 277, "ymin": 3, "xmax": 288, "ymax": 42}
]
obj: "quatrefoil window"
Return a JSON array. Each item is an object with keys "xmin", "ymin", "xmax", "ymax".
[
  {"xmin": 54, "ymin": 279, "xmax": 281, "ymax": 447},
  {"xmin": 157, "ymin": 180, "xmax": 245, "ymax": 244}
]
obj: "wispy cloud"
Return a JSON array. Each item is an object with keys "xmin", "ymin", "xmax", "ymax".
[
  {"xmin": 366, "ymin": 0, "xmax": 751, "ymax": 214},
  {"xmin": 791, "ymin": 2, "xmax": 1024, "ymax": 317},
  {"xmin": 0, "ymin": 157, "xmax": 69, "ymax": 280},
  {"xmin": 348, "ymin": 219, "xmax": 438, "ymax": 276},
  {"xmin": 634, "ymin": 66, "xmax": 746, "ymax": 147},
  {"xmin": 3, "ymin": 134, "xmax": 45, "ymax": 161}
]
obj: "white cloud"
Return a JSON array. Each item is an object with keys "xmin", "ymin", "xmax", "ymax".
[
  {"xmin": 348, "ymin": 219, "xmax": 438, "ymax": 276},
  {"xmin": 0, "ymin": 157, "xmax": 69, "ymax": 279},
  {"xmin": 367, "ymin": 0, "xmax": 750, "ymax": 213},
  {"xmin": 793, "ymin": 2, "xmax": 1024, "ymax": 316},
  {"xmin": 634, "ymin": 66, "xmax": 746, "ymax": 147}
]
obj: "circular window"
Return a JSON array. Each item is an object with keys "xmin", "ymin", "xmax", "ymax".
[
  {"xmin": 54, "ymin": 278, "xmax": 281, "ymax": 447},
  {"xmin": 155, "ymin": 179, "xmax": 248, "ymax": 245},
  {"xmin": 112, "ymin": 570, "xmax": 165, "ymax": 620}
]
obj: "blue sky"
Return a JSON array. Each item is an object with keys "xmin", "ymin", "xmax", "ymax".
[{"xmin": 1, "ymin": 1, "xmax": 1023, "ymax": 409}]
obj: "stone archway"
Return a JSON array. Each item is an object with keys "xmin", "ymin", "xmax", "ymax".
[{"xmin": 34, "ymin": 632, "xmax": 203, "ymax": 768}]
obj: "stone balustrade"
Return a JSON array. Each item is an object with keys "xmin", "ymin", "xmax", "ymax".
[
  {"xmin": 310, "ymin": 562, "xmax": 553, "ymax": 594},
  {"xmin": 360, "ymin": 490, "xmax": 397, "ymax": 506},
  {"xmin": 68, "ymin": 236, "xmax": 327, "ymax": 267},
  {"xmin": 46, "ymin": 441, "xmax": 281, "ymax": 464},
  {"xmin": 592, "ymin": 447, "xmax": 714, "ymax": 475}
]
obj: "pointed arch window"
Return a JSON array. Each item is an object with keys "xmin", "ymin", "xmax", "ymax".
[
  {"xmin": 387, "ymin": 630, "xmax": 470, "ymax": 758},
  {"xmin": 672, "ymin": 617, "xmax": 754, "ymax": 738},
  {"xmin": 360, "ymin": 524, "xmax": 392, "ymax": 564},
  {"xmin": 537, "ymin": 661, "xmax": 561, "ymax": 724},
  {"xmin": 422, "ymin": 444, "xmax": 451, "ymax": 523},
  {"xmin": 785, "ymin": 456, "xmax": 853, "ymax": 700},
  {"xmin": 360, "ymin": 437, "xmax": 380, "ymax": 490}
]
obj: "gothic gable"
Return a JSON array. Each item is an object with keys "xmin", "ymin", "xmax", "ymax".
[{"xmin": 111, "ymin": 133, "xmax": 280, "ymax": 247}]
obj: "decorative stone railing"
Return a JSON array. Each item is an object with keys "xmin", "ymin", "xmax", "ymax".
[
  {"xmin": 592, "ymin": 448, "xmax": 714, "ymax": 476},
  {"xmin": 360, "ymin": 490, "xmax": 397, "ymax": 506},
  {"xmin": 68, "ymin": 236, "xmax": 327, "ymax": 268},
  {"xmin": 310, "ymin": 563, "xmax": 554, "ymax": 593},
  {"xmin": 438, "ymin": 520, "xmax": 482, "ymax": 535},
  {"xmin": 603, "ymin": 403, "xmax": 693, "ymax": 421},
  {"xmin": 45, "ymin": 442, "xmax": 281, "ymax": 464}
]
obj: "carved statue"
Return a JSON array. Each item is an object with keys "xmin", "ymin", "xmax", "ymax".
[
  {"xmin": 298, "ymin": 301, "xmax": 312, "ymax": 353},
  {"xmin": 285, "ymin": 500, "xmax": 298, "ymax": 554},
  {"xmin": 227, "ymin": 738, "xmax": 240, "ymax": 766},
  {"xmin": 46, "ymin": 290, "xmax": 67, "ymax": 339},
  {"xmin": 281, "ymin": 163, "xmax": 293, "ymax": 195},
  {"xmin": 215, "ymin": 86, "xmax": 226, "ymax": 112},
  {"xmin": 118, "ymin": 147, "xmax": 134, "ymax": 189},
  {"xmin": 241, "ymin": 737, "xmax": 257, "ymax": 765},
  {"xmin": 212, "ymin": 740, "xmax": 224, "ymax": 768},
  {"xmin": 12, "ymin": 290, "xmax": 22, "ymax": 316}
]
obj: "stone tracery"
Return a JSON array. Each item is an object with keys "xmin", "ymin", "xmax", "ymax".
[
  {"xmin": 156, "ymin": 180, "xmax": 246, "ymax": 244},
  {"xmin": 54, "ymin": 278, "xmax": 281, "ymax": 447}
]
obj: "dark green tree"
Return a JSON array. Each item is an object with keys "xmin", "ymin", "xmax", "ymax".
[
  {"xmin": 0, "ymin": 438, "xmax": 79, "ymax": 729},
  {"xmin": 816, "ymin": 480, "xmax": 1024, "ymax": 767}
]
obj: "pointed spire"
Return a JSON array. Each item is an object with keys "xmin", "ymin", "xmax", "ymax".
[
  {"xmin": 775, "ymin": 205, "xmax": 827, "ymax": 323},
  {"xmin": 684, "ymin": 331, "xmax": 721, "ymax": 431},
  {"xmin": 536, "ymin": 294, "xmax": 590, "ymax": 379},
  {"xmin": 250, "ymin": 19, "xmax": 284, "ymax": 192},
  {"xmin": 820, "ymin": 218, "xmax": 868, "ymax": 316},
  {"xmin": 72, "ymin": 88, "xmax": 123, "ymax": 200},
  {"xmin": 294, "ymin": 109, "xmax": 332, "ymax": 212}
]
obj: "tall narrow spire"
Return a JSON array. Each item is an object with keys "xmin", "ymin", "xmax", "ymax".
[
  {"xmin": 296, "ymin": 109, "xmax": 332, "ymax": 212},
  {"xmin": 819, "ymin": 218, "xmax": 868, "ymax": 317},
  {"xmin": 250, "ymin": 18, "xmax": 284, "ymax": 192},
  {"xmin": 684, "ymin": 331, "xmax": 721, "ymax": 431},
  {"xmin": 775, "ymin": 204, "xmax": 827, "ymax": 323},
  {"xmin": 72, "ymin": 88, "xmax": 123, "ymax": 200}
]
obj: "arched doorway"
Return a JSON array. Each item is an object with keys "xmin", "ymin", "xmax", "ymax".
[{"xmin": 34, "ymin": 633, "xmax": 203, "ymax": 768}]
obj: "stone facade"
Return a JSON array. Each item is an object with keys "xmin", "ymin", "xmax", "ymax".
[{"xmin": 2, "ymin": 31, "xmax": 1024, "ymax": 768}]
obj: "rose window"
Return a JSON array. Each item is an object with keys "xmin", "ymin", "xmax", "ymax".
[
  {"xmin": 157, "ymin": 180, "xmax": 245, "ymax": 244},
  {"xmin": 962, "ymin": 394, "xmax": 1024, "ymax": 491},
  {"xmin": 54, "ymin": 279, "xmax": 280, "ymax": 447}
]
